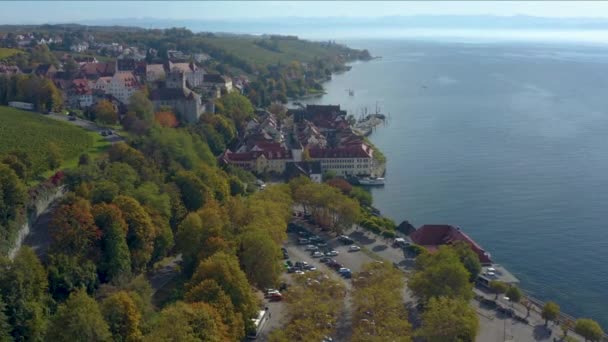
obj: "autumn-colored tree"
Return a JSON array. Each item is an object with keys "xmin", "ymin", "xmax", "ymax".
[
  {"xmin": 50, "ymin": 198, "xmax": 101, "ymax": 257},
  {"xmin": 102, "ymin": 291, "xmax": 143, "ymax": 342},
  {"xmin": 187, "ymin": 252, "xmax": 258, "ymax": 322},
  {"xmin": 184, "ymin": 279, "xmax": 245, "ymax": 341},
  {"xmin": 46, "ymin": 289, "xmax": 111, "ymax": 342},
  {"xmin": 326, "ymin": 177, "xmax": 352, "ymax": 194},
  {"xmin": 94, "ymin": 99, "xmax": 118, "ymax": 125},
  {"xmin": 146, "ymin": 301, "xmax": 228, "ymax": 342},
  {"xmin": 154, "ymin": 111, "xmax": 179, "ymax": 128},
  {"xmin": 416, "ymin": 296, "xmax": 479, "ymax": 342},
  {"xmin": 92, "ymin": 203, "xmax": 131, "ymax": 281},
  {"xmin": 351, "ymin": 262, "xmax": 412, "ymax": 342},
  {"xmin": 113, "ymin": 195, "xmax": 158, "ymax": 272}
]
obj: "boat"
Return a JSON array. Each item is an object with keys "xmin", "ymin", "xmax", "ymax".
[{"xmin": 358, "ymin": 177, "xmax": 385, "ymax": 186}]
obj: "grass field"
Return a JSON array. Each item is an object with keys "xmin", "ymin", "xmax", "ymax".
[
  {"xmin": 0, "ymin": 48, "xmax": 21, "ymax": 60},
  {"xmin": 0, "ymin": 106, "xmax": 101, "ymax": 177}
]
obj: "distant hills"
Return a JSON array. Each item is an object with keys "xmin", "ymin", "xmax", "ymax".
[{"xmin": 74, "ymin": 15, "xmax": 608, "ymax": 34}]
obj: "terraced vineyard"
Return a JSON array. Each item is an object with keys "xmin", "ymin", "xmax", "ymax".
[{"xmin": 0, "ymin": 106, "xmax": 94, "ymax": 174}]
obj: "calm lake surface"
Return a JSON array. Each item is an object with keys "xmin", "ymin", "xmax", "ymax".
[{"xmin": 300, "ymin": 39, "xmax": 608, "ymax": 326}]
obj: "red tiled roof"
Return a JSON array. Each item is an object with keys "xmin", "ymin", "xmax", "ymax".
[
  {"xmin": 81, "ymin": 62, "xmax": 115, "ymax": 77},
  {"xmin": 113, "ymin": 72, "xmax": 139, "ymax": 88},
  {"xmin": 410, "ymin": 224, "xmax": 492, "ymax": 264},
  {"xmin": 309, "ymin": 143, "xmax": 373, "ymax": 159},
  {"xmin": 71, "ymin": 78, "xmax": 91, "ymax": 95}
]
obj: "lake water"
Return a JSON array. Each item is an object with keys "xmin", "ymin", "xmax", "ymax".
[{"xmin": 300, "ymin": 39, "xmax": 608, "ymax": 327}]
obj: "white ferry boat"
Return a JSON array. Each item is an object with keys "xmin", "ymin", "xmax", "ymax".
[{"xmin": 358, "ymin": 177, "xmax": 385, "ymax": 186}]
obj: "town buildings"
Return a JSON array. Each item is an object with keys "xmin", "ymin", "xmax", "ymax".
[
  {"xmin": 220, "ymin": 105, "xmax": 380, "ymax": 179},
  {"xmin": 150, "ymin": 71, "xmax": 205, "ymax": 123}
]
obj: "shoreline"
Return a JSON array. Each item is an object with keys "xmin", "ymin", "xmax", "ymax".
[{"xmin": 297, "ymin": 50, "xmax": 606, "ymax": 332}]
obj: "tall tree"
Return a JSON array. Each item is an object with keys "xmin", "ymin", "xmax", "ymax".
[
  {"xmin": 187, "ymin": 252, "xmax": 257, "ymax": 322},
  {"xmin": 94, "ymin": 100, "xmax": 118, "ymax": 125},
  {"xmin": 0, "ymin": 297, "xmax": 10, "ymax": 342},
  {"xmin": 408, "ymin": 246, "xmax": 473, "ymax": 303},
  {"xmin": 46, "ymin": 289, "xmax": 111, "ymax": 342},
  {"xmin": 0, "ymin": 248, "xmax": 49, "ymax": 341},
  {"xmin": 47, "ymin": 142, "xmax": 63, "ymax": 170},
  {"xmin": 505, "ymin": 286, "xmax": 522, "ymax": 303},
  {"xmin": 49, "ymin": 198, "xmax": 101, "ymax": 257},
  {"xmin": 0, "ymin": 163, "xmax": 26, "ymax": 226},
  {"xmin": 113, "ymin": 196, "xmax": 157, "ymax": 272},
  {"xmin": 92, "ymin": 203, "xmax": 132, "ymax": 281},
  {"xmin": 128, "ymin": 91, "xmax": 154, "ymax": 123},
  {"xmin": 451, "ymin": 241, "xmax": 482, "ymax": 282},
  {"xmin": 216, "ymin": 92, "xmax": 254, "ymax": 129},
  {"xmin": 240, "ymin": 229, "xmax": 282, "ymax": 289},
  {"xmin": 416, "ymin": 297, "xmax": 479, "ymax": 342},
  {"xmin": 101, "ymin": 291, "xmax": 143, "ymax": 342},
  {"xmin": 146, "ymin": 301, "xmax": 227, "ymax": 342},
  {"xmin": 47, "ymin": 253, "xmax": 99, "ymax": 301}
]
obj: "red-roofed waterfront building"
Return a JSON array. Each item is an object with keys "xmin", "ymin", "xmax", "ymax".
[{"xmin": 410, "ymin": 224, "xmax": 493, "ymax": 264}]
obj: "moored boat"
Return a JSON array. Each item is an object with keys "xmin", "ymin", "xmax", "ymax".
[{"xmin": 358, "ymin": 177, "xmax": 385, "ymax": 186}]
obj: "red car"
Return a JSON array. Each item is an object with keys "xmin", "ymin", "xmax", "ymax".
[{"xmin": 269, "ymin": 292, "xmax": 283, "ymax": 301}]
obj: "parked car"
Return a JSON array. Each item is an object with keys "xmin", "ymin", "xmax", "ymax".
[
  {"xmin": 312, "ymin": 251, "xmax": 324, "ymax": 258},
  {"xmin": 264, "ymin": 289, "xmax": 280, "ymax": 298},
  {"xmin": 68, "ymin": 115, "xmax": 77, "ymax": 121},
  {"xmin": 330, "ymin": 262, "xmax": 343, "ymax": 270},
  {"xmin": 287, "ymin": 266, "xmax": 295, "ymax": 273},
  {"xmin": 305, "ymin": 245, "xmax": 318, "ymax": 251},
  {"xmin": 316, "ymin": 241, "xmax": 328, "ymax": 247},
  {"xmin": 338, "ymin": 235, "xmax": 354, "ymax": 244},
  {"xmin": 325, "ymin": 250, "xmax": 339, "ymax": 257},
  {"xmin": 319, "ymin": 257, "xmax": 331, "ymax": 263},
  {"xmin": 298, "ymin": 238, "xmax": 309, "ymax": 245},
  {"xmin": 349, "ymin": 245, "xmax": 361, "ymax": 252},
  {"xmin": 304, "ymin": 264, "xmax": 317, "ymax": 271},
  {"xmin": 309, "ymin": 236, "xmax": 322, "ymax": 243},
  {"xmin": 269, "ymin": 292, "xmax": 283, "ymax": 301}
]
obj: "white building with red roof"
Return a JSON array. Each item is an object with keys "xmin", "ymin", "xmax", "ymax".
[{"xmin": 108, "ymin": 71, "xmax": 141, "ymax": 104}]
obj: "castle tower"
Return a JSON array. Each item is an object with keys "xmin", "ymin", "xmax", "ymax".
[{"xmin": 166, "ymin": 70, "xmax": 186, "ymax": 89}]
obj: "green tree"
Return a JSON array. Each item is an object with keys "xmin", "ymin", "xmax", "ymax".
[
  {"xmin": 489, "ymin": 281, "xmax": 509, "ymax": 300},
  {"xmin": 541, "ymin": 301, "xmax": 560, "ymax": 326},
  {"xmin": 63, "ymin": 57, "xmax": 79, "ymax": 79},
  {"xmin": 0, "ymin": 297, "xmax": 10, "ymax": 342},
  {"xmin": 0, "ymin": 247, "xmax": 49, "ymax": 341},
  {"xmin": 416, "ymin": 297, "xmax": 479, "ymax": 342},
  {"xmin": 47, "ymin": 142, "xmax": 63, "ymax": 170},
  {"xmin": 46, "ymin": 289, "xmax": 111, "ymax": 342},
  {"xmin": 574, "ymin": 318, "xmax": 604, "ymax": 342},
  {"xmin": 47, "ymin": 253, "xmax": 99, "ymax": 301},
  {"xmin": 78, "ymin": 153, "xmax": 91, "ymax": 166},
  {"xmin": 0, "ymin": 163, "xmax": 26, "ymax": 226},
  {"xmin": 94, "ymin": 100, "xmax": 118, "ymax": 125},
  {"xmin": 128, "ymin": 91, "xmax": 154, "ymax": 123},
  {"xmin": 240, "ymin": 229, "xmax": 282, "ymax": 289},
  {"xmin": 105, "ymin": 162, "xmax": 139, "ymax": 193},
  {"xmin": 505, "ymin": 286, "xmax": 522, "ymax": 303},
  {"xmin": 216, "ymin": 92, "xmax": 254, "ymax": 129},
  {"xmin": 91, "ymin": 180, "xmax": 121, "ymax": 204},
  {"xmin": 408, "ymin": 247, "xmax": 473, "ymax": 303},
  {"xmin": 174, "ymin": 171, "xmax": 210, "ymax": 211},
  {"xmin": 101, "ymin": 291, "xmax": 143, "ymax": 342},
  {"xmin": 1, "ymin": 154, "xmax": 27, "ymax": 182},
  {"xmin": 113, "ymin": 196, "xmax": 157, "ymax": 272},
  {"xmin": 92, "ymin": 203, "xmax": 132, "ymax": 281},
  {"xmin": 451, "ymin": 241, "xmax": 482, "ymax": 282}
]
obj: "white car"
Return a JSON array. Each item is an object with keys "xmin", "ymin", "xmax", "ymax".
[
  {"xmin": 325, "ymin": 250, "xmax": 339, "ymax": 257},
  {"xmin": 312, "ymin": 251, "xmax": 324, "ymax": 258},
  {"xmin": 349, "ymin": 245, "xmax": 361, "ymax": 252},
  {"xmin": 305, "ymin": 244, "xmax": 318, "ymax": 251}
]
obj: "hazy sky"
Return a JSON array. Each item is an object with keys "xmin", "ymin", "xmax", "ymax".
[{"xmin": 3, "ymin": 1, "xmax": 608, "ymax": 24}]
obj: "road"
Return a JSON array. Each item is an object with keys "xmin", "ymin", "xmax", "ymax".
[{"xmin": 46, "ymin": 113, "xmax": 124, "ymax": 144}]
